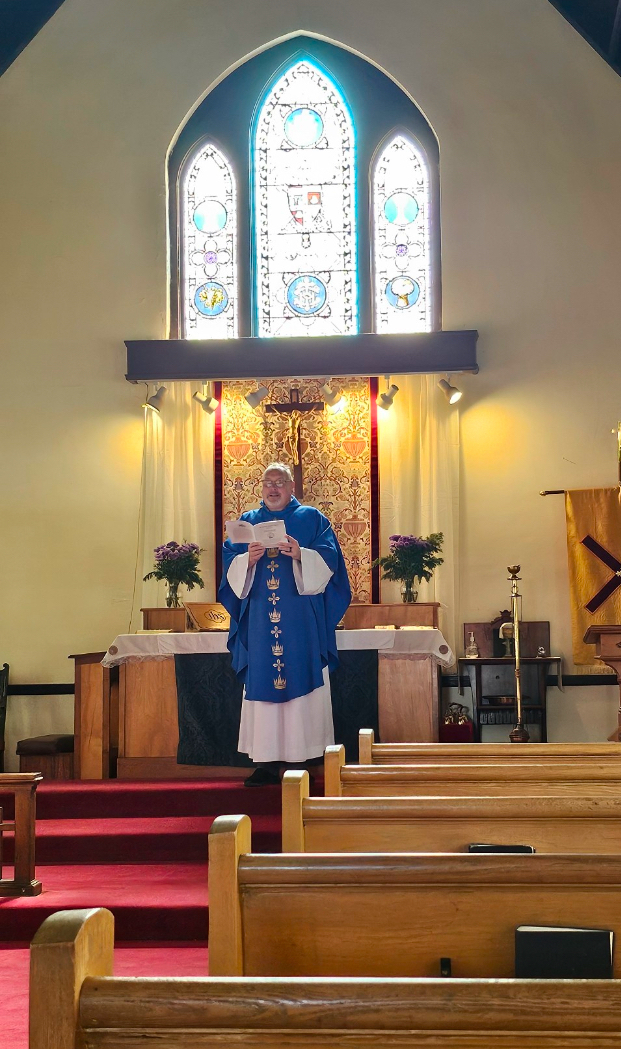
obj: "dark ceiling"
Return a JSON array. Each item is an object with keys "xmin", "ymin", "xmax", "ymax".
[{"xmin": 0, "ymin": 1, "xmax": 620, "ymax": 79}]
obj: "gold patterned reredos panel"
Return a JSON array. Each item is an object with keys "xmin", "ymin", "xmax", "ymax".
[{"xmin": 220, "ymin": 378, "xmax": 373, "ymax": 603}]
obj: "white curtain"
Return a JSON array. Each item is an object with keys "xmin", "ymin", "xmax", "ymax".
[
  {"xmin": 377, "ymin": 374, "xmax": 460, "ymax": 658},
  {"xmin": 132, "ymin": 383, "xmax": 216, "ymax": 629}
]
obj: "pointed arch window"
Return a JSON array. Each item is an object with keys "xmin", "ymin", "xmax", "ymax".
[
  {"xmin": 254, "ymin": 60, "xmax": 357, "ymax": 338},
  {"xmin": 169, "ymin": 38, "xmax": 440, "ymax": 338},
  {"xmin": 180, "ymin": 142, "xmax": 238, "ymax": 339},
  {"xmin": 372, "ymin": 134, "xmax": 432, "ymax": 333}
]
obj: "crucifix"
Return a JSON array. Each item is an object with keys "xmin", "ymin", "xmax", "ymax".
[{"xmin": 265, "ymin": 387, "xmax": 324, "ymax": 498}]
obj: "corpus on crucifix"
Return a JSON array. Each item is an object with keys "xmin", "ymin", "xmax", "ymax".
[{"xmin": 264, "ymin": 387, "xmax": 324, "ymax": 498}]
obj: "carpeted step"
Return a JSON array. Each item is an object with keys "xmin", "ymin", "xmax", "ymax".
[
  {"xmin": 2, "ymin": 813, "xmax": 281, "ymax": 864},
  {"xmin": 0, "ymin": 779, "xmax": 283, "ymax": 821},
  {"xmin": 0, "ymin": 863, "xmax": 209, "ymax": 941}
]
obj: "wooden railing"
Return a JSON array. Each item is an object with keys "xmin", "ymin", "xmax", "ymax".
[{"xmin": 0, "ymin": 772, "xmax": 42, "ymax": 895}]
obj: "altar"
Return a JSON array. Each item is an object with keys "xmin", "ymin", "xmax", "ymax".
[{"xmin": 72, "ymin": 627, "xmax": 454, "ymax": 779}]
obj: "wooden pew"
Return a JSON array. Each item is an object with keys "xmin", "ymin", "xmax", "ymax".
[
  {"xmin": 283, "ymin": 769, "xmax": 621, "ymax": 853},
  {"xmin": 30, "ymin": 907, "xmax": 621, "ymax": 1049},
  {"xmin": 209, "ymin": 814, "xmax": 621, "ymax": 978},
  {"xmin": 325, "ymin": 744, "xmax": 621, "ymax": 797},
  {"xmin": 359, "ymin": 728, "xmax": 621, "ymax": 765},
  {"xmin": 0, "ymin": 772, "xmax": 42, "ymax": 895}
]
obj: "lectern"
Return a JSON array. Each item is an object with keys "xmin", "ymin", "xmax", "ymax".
[{"xmin": 583, "ymin": 625, "xmax": 621, "ymax": 741}]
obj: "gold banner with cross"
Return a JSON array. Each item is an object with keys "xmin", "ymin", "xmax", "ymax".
[{"xmin": 565, "ymin": 487, "xmax": 621, "ymax": 664}]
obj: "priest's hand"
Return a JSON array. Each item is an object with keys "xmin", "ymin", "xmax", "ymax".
[
  {"xmin": 248, "ymin": 542, "xmax": 265, "ymax": 566},
  {"xmin": 278, "ymin": 535, "xmax": 302, "ymax": 561}
]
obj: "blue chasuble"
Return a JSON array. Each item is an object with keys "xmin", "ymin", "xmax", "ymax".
[{"xmin": 218, "ymin": 498, "xmax": 351, "ymax": 703}]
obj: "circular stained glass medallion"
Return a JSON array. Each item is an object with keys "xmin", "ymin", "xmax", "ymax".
[
  {"xmin": 284, "ymin": 108, "xmax": 324, "ymax": 148},
  {"xmin": 384, "ymin": 192, "xmax": 419, "ymax": 226},
  {"xmin": 193, "ymin": 198, "xmax": 227, "ymax": 233},
  {"xmin": 286, "ymin": 274, "xmax": 327, "ymax": 315},
  {"xmin": 194, "ymin": 281, "xmax": 229, "ymax": 317},
  {"xmin": 385, "ymin": 276, "xmax": 420, "ymax": 310}
]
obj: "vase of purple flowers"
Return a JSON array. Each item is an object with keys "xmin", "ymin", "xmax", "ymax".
[
  {"xmin": 143, "ymin": 541, "xmax": 204, "ymax": 608},
  {"xmin": 373, "ymin": 533, "xmax": 444, "ymax": 603}
]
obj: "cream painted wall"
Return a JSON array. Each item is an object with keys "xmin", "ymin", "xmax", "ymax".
[{"xmin": 1, "ymin": 0, "xmax": 621, "ymax": 757}]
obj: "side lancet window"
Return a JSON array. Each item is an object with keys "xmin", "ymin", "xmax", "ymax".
[
  {"xmin": 254, "ymin": 60, "xmax": 357, "ymax": 338},
  {"xmin": 372, "ymin": 133, "xmax": 432, "ymax": 333},
  {"xmin": 180, "ymin": 143, "xmax": 237, "ymax": 339}
]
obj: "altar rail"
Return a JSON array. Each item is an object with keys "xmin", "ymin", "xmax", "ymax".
[
  {"xmin": 0, "ymin": 772, "xmax": 42, "ymax": 896},
  {"xmin": 30, "ymin": 907, "xmax": 621, "ymax": 1049},
  {"xmin": 283, "ymin": 769, "xmax": 621, "ymax": 853}
]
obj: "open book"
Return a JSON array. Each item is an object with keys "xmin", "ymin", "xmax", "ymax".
[{"xmin": 225, "ymin": 518, "xmax": 287, "ymax": 546}]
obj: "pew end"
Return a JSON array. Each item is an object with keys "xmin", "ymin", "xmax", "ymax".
[
  {"xmin": 358, "ymin": 728, "xmax": 375, "ymax": 764},
  {"xmin": 282, "ymin": 770, "xmax": 310, "ymax": 851},
  {"xmin": 324, "ymin": 744, "xmax": 345, "ymax": 795},
  {"xmin": 208, "ymin": 814, "xmax": 251, "ymax": 975},
  {"xmin": 30, "ymin": 907, "xmax": 114, "ymax": 1049}
]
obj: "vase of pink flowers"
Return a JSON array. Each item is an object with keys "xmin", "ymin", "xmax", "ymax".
[
  {"xmin": 143, "ymin": 541, "xmax": 204, "ymax": 608},
  {"xmin": 373, "ymin": 533, "xmax": 444, "ymax": 602}
]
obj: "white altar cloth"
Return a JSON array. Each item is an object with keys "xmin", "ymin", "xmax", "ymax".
[{"xmin": 102, "ymin": 628, "xmax": 454, "ymax": 668}]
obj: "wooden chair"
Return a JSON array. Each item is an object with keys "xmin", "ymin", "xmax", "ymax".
[
  {"xmin": 209, "ymin": 814, "xmax": 621, "ymax": 978},
  {"xmin": 0, "ymin": 772, "xmax": 42, "ymax": 895},
  {"xmin": 359, "ymin": 728, "xmax": 621, "ymax": 765},
  {"xmin": 30, "ymin": 907, "xmax": 621, "ymax": 1049},
  {"xmin": 325, "ymin": 744, "xmax": 621, "ymax": 797},
  {"xmin": 283, "ymin": 769, "xmax": 621, "ymax": 853},
  {"xmin": 0, "ymin": 662, "xmax": 8, "ymax": 773}
]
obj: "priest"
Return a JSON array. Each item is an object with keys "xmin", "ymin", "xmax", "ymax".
[{"xmin": 218, "ymin": 462, "xmax": 351, "ymax": 785}]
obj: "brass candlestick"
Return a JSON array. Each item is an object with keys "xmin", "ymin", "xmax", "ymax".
[{"xmin": 507, "ymin": 565, "xmax": 530, "ymax": 744}]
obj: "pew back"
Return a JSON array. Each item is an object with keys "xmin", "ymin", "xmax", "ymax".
[
  {"xmin": 359, "ymin": 729, "xmax": 621, "ymax": 765},
  {"xmin": 209, "ymin": 815, "xmax": 621, "ymax": 979},
  {"xmin": 283, "ymin": 769, "xmax": 621, "ymax": 853},
  {"xmin": 29, "ymin": 908, "xmax": 621, "ymax": 1049},
  {"xmin": 326, "ymin": 745, "xmax": 621, "ymax": 797}
]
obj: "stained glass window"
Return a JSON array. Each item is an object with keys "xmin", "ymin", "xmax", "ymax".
[
  {"xmin": 254, "ymin": 60, "xmax": 357, "ymax": 338},
  {"xmin": 180, "ymin": 143, "xmax": 237, "ymax": 339},
  {"xmin": 372, "ymin": 134, "xmax": 432, "ymax": 333}
]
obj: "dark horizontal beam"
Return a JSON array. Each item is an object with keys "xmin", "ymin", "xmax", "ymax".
[
  {"xmin": 125, "ymin": 330, "xmax": 478, "ymax": 383},
  {"xmin": 8, "ymin": 683, "xmax": 74, "ymax": 696}
]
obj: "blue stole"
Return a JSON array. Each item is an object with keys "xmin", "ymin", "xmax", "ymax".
[{"xmin": 218, "ymin": 498, "xmax": 351, "ymax": 703}]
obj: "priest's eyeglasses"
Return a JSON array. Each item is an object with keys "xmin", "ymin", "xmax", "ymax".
[{"xmin": 263, "ymin": 480, "xmax": 288, "ymax": 488}]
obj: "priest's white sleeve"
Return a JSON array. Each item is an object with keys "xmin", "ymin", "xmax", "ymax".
[
  {"xmin": 293, "ymin": 548, "xmax": 333, "ymax": 595},
  {"xmin": 227, "ymin": 552, "xmax": 256, "ymax": 599}
]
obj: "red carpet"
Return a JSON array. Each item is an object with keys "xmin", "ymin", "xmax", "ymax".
[
  {"xmin": 1, "ymin": 942, "xmax": 208, "ymax": 1049},
  {"xmin": 0, "ymin": 777, "xmax": 283, "ymax": 940},
  {"xmin": 1, "ymin": 775, "xmax": 285, "ymax": 1047}
]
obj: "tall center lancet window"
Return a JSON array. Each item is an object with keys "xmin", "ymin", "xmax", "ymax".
[
  {"xmin": 171, "ymin": 38, "xmax": 440, "ymax": 340},
  {"xmin": 254, "ymin": 60, "xmax": 357, "ymax": 338}
]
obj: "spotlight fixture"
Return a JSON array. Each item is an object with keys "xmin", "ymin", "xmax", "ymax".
[
  {"xmin": 319, "ymin": 381, "xmax": 346, "ymax": 413},
  {"xmin": 376, "ymin": 382, "xmax": 399, "ymax": 412},
  {"xmin": 193, "ymin": 382, "xmax": 219, "ymax": 414},
  {"xmin": 437, "ymin": 377, "xmax": 462, "ymax": 404},
  {"xmin": 142, "ymin": 385, "xmax": 167, "ymax": 413},
  {"xmin": 245, "ymin": 385, "xmax": 269, "ymax": 409}
]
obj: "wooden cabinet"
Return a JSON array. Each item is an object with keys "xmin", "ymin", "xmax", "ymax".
[{"xmin": 458, "ymin": 657, "xmax": 558, "ymax": 742}]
